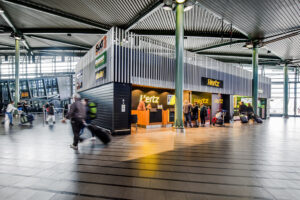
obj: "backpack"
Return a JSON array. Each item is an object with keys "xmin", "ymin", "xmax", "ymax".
[{"xmin": 88, "ymin": 102, "xmax": 97, "ymax": 120}]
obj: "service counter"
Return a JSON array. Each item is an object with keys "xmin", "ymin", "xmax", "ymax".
[{"xmin": 131, "ymin": 109, "xmax": 174, "ymax": 127}]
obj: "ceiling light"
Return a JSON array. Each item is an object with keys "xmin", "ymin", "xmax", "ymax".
[
  {"xmin": 243, "ymin": 42, "xmax": 253, "ymax": 49},
  {"xmin": 176, "ymin": 0, "xmax": 186, "ymax": 3},
  {"xmin": 163, "ymin": 0, "xmax": 173, "ymax": 10},
  {"xmin": 184, "ymin": 0, "xmax": 195, "ymax": 11}
]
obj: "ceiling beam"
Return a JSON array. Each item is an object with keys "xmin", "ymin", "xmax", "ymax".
[
  {"xmin": 25, "ymin": 35, "xmax": 91, "ymax": 50},
  {"xmin": 191, "ymin": 40, "xmax": 249, "ymax": 53},
  {"xmin": 125, "ymin": 0, "xmax": 163, "ymax": 32},
  {"xmin": 20, "ymin": 28, "xmax": 105, "ymax": 34},
  {"xmin": 132, "ymin": 30, "xmax": 248, "ymax": 39},
  {"xmin": 197, "ymin": 52, "xmax": 280, "ymax": 60},
  {"xmin": 31, "ymin": 47, "xmax": 88, "ymax": 51},
  {"xmin": 0, "ymin": 52, "xmax": 86, "ymax": 57},
  {"xmin": 0, "ymin": 42, "xmax": 14, "ymax": 48},
  {"xmin": 0, "ymin": 8, "xmax": 32, "ymax": 53},
  {"xmin": 1, "ymin": 0, "xmax": 110, "ymax": 31}
]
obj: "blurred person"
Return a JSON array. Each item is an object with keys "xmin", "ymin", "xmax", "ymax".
[
  {"xmin": 79, "ymin": 99, "xmax": 96, "ymax": 140},
  {"xmin": 65, "ymin": 93, "xmax": 86, "ymax": 150},
  {"xmin": 239, "ymin": 102, "xmax": 247, "ymax": 114},
  {"xmin": 247, "ymin": 103, "xmax": 254, "ymax": 119},
  {"xmin": 192, "ymin": 102, "xmax": 199, "ymax": 127},
  {"xmin": 46, "ymin": 103, "xmax": 55, "ymax": 124},
  {"xmin": 5, "ymin": 101, "xmax": 17, "ymax": 126},
  {"xmin": 183, "ymin": 100, "xmax": 193, "ymax": 127},
  {"xmin": 200, "ymin": 103, "xmax": 207, "ymax": 127},
  {"xmin": 146, "ymin": 103, "xmax": 152, "ymax": 110},
  {"xmin": 137, "ymin": 98, "xmax": 146, "ymax": 111}
]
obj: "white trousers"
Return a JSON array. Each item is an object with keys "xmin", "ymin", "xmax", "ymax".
[{"xmin": 46, "ymin": 115, "xmax": 55, "ymax": 122}]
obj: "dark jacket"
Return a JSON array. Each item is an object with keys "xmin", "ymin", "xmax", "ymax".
[
  {"xmin": 247, "ymin": 106, "xmax": 254, "ymax": 113},
  {"xmin": 66, "ymin": 100, "xmax": 86, "ymax": 121},
  {"xmin": 200, "ymin": 106, "xmax": 207, "ymax": 116},
  {"xmin": 192, "ymin": 105, "xmax": 199, "ymax": 116},
  {"xmin": 239, "ymin": 104, "xmax": 247, "ymax": 113},
  {"xmin": 48, "ymin": 106, "xmax": 55, "ymax": 115}
]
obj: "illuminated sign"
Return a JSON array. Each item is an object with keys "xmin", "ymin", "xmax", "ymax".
[
  {"xmin": 194, "ymin": 98, "xmax": 209, "ymax": 104},
  {"xmin": 95, "ymin": 51, "xmax": 107, "ymax": 69},
  {"xmin": 95, "ymin": 68, "xmax": 106, "ymax": 80},
  {"xmin": 201, "ymin": 77, "xmax": 223, "ymax": 88},
  {"xmin": 95, "ymin": 36, "xmax": 107, "ymax": 56},
  {"xmin": 167, "ymin": 95, "xmax": 175, "ymax": 105},
  {"xmin": 214, "ymin": 99, "xmax": 223, "ymax": 104},
  {"xmin": 21, "ymin": 92, "xmax": 29, "ymax": 98},
  {"xmin": 140, "ymin": 95, "xmax": 159, "ymax": 104}
]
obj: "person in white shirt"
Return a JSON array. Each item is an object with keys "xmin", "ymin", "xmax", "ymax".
[{"xmin": 5, "ymin": 101, "xmax": 17, "ymax": 126}]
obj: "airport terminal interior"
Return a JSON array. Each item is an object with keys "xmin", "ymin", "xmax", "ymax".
[{"xmin": 0, "ymin": 0, "xmax": 300, "ymax": 199}]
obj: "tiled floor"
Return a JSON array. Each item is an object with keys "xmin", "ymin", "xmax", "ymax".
[{"xmin": 0, "ymin": 116, "xmax": 299, "ymax": 199}]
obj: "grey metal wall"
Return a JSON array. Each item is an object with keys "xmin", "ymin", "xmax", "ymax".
[{"xmin": 76, "ymin": 27, "xmax": 271, "ymax": 98}]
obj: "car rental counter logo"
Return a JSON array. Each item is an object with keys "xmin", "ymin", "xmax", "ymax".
[
  {"xmin": 201, "ymin": 77, "xmax": 223, "ymax": 88},
  {"xmin": 140, "ymin": 95, "xmax": 160, "ymax": 104}
]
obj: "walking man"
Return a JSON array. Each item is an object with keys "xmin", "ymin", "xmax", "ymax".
[
  {"xmin": 66, "ymin": 94, "xmax": 86, "ymax": 150},
  {"xmin": 5, "ymin": 101, "xmax": 17, "ymax": 126},
  {"xmin": 183, "ymin": 100, "xmax": 193, "ymax": 127},
  {"xmin": 200, "ymin": 103, "xmax": 208, "ymax": 127}
]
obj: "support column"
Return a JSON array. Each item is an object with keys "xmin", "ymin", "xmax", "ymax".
[
  {"xmin": 174, "ymin": 3, "xmax": 184, "ymax": 130},
  {"xmin": 283, "ymin": 63, "xmax": 289, "ymax": 118},
  {"xmin": 252, "ymin": 43, "xmax": 259, "ymax": 115},
  {"xmin": 294, "ymin": 67, "xmax": 297, "ymax": 116},
  {"xmin": 15, "ymin": 38, "xmax": 20, "ymax": 105}
]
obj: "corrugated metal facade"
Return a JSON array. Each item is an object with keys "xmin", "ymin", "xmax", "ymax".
[{"xmin": 76, "ymin": 27, "xmax": 271, "ymax": 98}]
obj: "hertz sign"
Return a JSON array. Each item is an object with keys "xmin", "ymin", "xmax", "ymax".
[{"xmin": 201, "ymin": 77, "xmax": 223, "ymax": 88}]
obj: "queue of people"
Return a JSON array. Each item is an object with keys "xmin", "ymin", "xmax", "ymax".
[{"xmin": 183, "ymin": 100, "xmax": 208, "ymax": 128}]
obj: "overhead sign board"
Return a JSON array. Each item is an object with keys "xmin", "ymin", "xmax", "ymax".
[{"xmin": 201, "ymin": 77, "xmax": 223, "ymax": 88}]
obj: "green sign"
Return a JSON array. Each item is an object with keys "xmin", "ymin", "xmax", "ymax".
[{"xmin": 95, "ymin": 51, "xmax": 107, "ymax": 69}]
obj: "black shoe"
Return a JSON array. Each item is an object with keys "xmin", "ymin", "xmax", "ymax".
[
  {"xmin": 9, "ymin": 123, "xmax": 13, "ymax": 126},
  {"xmin": 53, "ymin": 121, "xmax": 56, "ymax": 124}
]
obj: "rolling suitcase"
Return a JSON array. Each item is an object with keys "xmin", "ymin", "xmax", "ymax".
[
  {"xmin": 87, "ymin": 124, "xmax": 111, "ymax": 144},
  {"xmin": 254, "ymin": 115, "xmax": 263, "ymax": 123},
  {"xmin": 240, "ymin": 115, "xmax": 248, "ymax": 123}
]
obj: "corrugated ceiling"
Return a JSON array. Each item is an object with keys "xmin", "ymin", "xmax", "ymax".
[{"xmin": 30, "ymin": 0, "xmax": 157, "ymax": 26}]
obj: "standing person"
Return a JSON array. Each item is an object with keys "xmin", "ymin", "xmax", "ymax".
[
  {"xmin": 239, "ymin": 102, "xmax": 247, "ymax": 114},
  {"xmin": 5, "ymin": 101, "xmax": 17, "ymax": 126},
  {"xmin": 22, "ymin": 101, "xmax": 28, "ymax": 114},
  {"xmin": 137, "ymin": 98, "xmax": 146, "ymax": 111},
  {"xmin": 66, "ymin": 94, "xmax": 86, "ymax": 150},
  {"xmin": 183, "ymin": 100, "xmax": 193, "ymax": 127},
  {"xmin": 192, "ymin": 102, "xmax": 199, "ymax": 127},
  {"xmin": 200, "ymin": 103, "xmax": 208, "ymax": 127},
  {"xmin": 46, "ymin": 103, "xmax": 55, "ymax": 124},
  {"xmin": 247, "ymin": 103, "xmax": 254, "ymax": 120}
]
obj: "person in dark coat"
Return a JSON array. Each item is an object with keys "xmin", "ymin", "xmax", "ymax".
[
  {"xmin": 65, "ymin": 94, "xmax": 86, "ymax": 150},
  {"xmin": 200, "ymin": 103, "xmax": 207, "ymax": 127},
  {"xmin": 192, "ymin": 102, "xmax": 199, "ymax": 127},
  {"xmin": 239, "ymin": 102, "xmax": 248, "ymax": 114},
  {"xmin": 247, "ymin": 103, "xmax": 254, "ymax": 119}
]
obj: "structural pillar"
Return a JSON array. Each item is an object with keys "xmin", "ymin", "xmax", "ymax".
[
  {"xmin": 15, "ymin": 38, "xmax": 20, "ymax": 105},
  {"xmin": 283, "ymin": 63, "xmax": 289, "ymax": 118},
  {"xmin": 294, "ymin": 67, "xmax": 298, "ymax": 116},
  {"xmin": 252, "ymin": 43, "xmax": 259, "ymax": 115},
  {"xmin": 174, "ymin": 3, "xmax": 184, "ymax": 130}
]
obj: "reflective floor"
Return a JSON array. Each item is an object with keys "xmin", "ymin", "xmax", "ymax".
[{"xmin": 0, "ymin": 116, "xmax": 299, "ymax": 200}]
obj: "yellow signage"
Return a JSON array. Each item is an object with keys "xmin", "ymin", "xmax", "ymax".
[
  {"xmin": 167, "ymin": 95, "xmax": 175, "ymax": 105},
  {"xmin": 214, "ymin": 99, "xmax": 223, "ymax": 104},
  {"xmin": 194, "ymin": 98, "xmax": 209, "ymax": 104},
  {"xmin": 208, "ymin": 79, "xmax": 220, "ymax": 87},
  {"xmin": 140, "ymin": 95, "xmax": 159, "ymax": 104},
  {"xmin": 95, "ymin": 68, "xmax": 106, "ymax": 80}
]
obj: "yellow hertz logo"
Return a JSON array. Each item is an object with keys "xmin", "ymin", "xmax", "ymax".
[
  {"xmin": 96, "ymin": 70, "xmax": 105, "ymax": 79},
  {"xmin": 207, "ymin": 79, "xmax": 220, "ymax": 87},
  {"xmin": 140, "ymin": 95, "xmax": 160, "ymax": 104}
]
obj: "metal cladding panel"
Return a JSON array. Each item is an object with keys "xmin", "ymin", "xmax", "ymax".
[
  {"xmin": 79, "ymin": 83, "xmax": 113, "ymax": 131},
  {"xmin": 31, "ymin": 0, "xmax": 156, "ymax": 26},
  {"xmin": 0, "ymin": 1, "xmax": 95, "ymax": 29},
  {"xmin": 24, "ymin": 36, "xmax": 78, "ymax": 48},
  {"xmin": 76, "ymin": 28, "xmax": 114, "ymax": 92}
]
